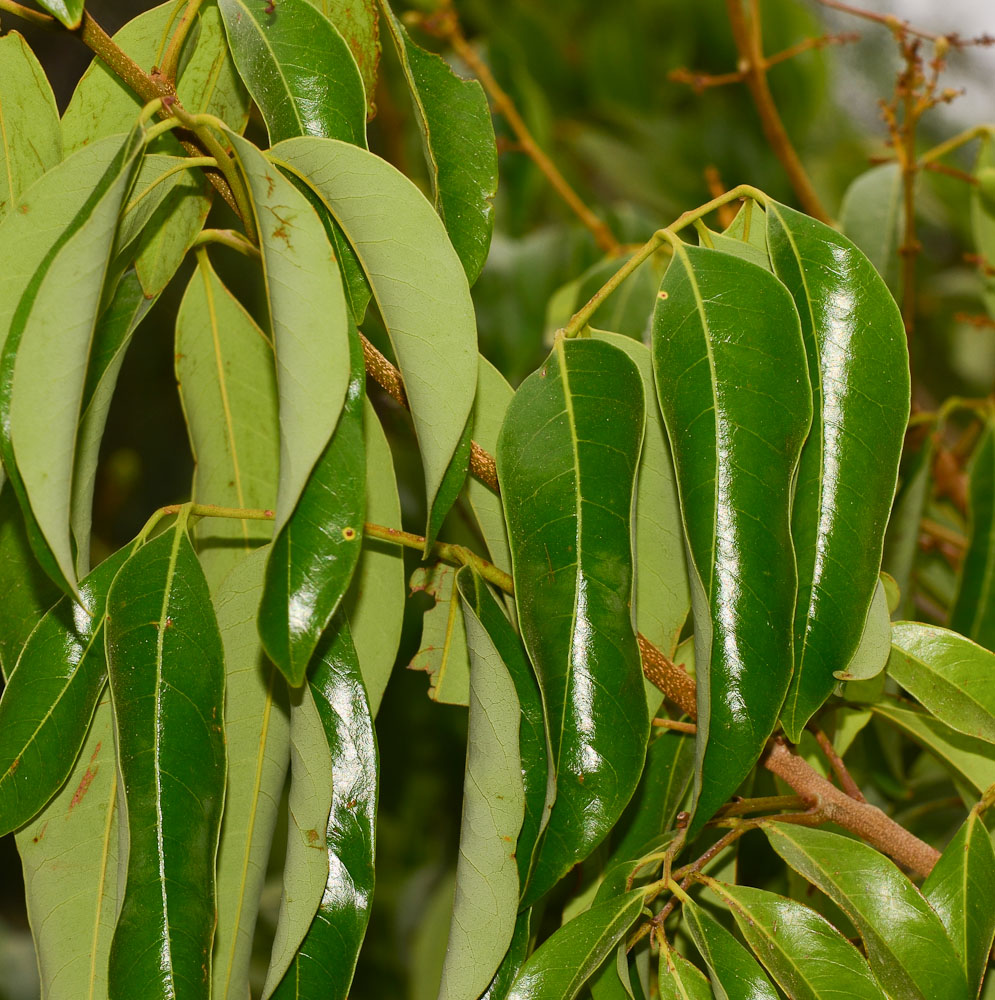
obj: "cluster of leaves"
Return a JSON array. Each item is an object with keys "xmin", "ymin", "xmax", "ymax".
[{"xmin": 1, "ymin": 0, "xmax": 995, "ymax": 998}]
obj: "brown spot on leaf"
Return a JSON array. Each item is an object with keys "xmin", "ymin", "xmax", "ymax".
[
  {"xmin": 8, "ymin": 758, "xmax": 19, "ymax": 775},
  {"xmin": 32, "ymin": 821, "xmax": 48, "ymax": 844},
  {"xmin": 306, "ymin": 828, "xmax": 320, "ymax": 845}
]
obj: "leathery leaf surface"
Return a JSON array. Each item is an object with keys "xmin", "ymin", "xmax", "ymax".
[
  {"xmin": 105, "ymin": 518, "xmax": 227, "ymax": 1000},
  {"xmin": 271, "ymin": 617, "xmax": 377, "ymax": 1000},
  {"xmin": 258, "ymin": 325, "xmax": 365, "ymax": 686},
  {"xmin": 765, "ymin": 200, "xmax": 909, "ymax": 740},
  {"xmin": 0, "ymin": 545, "xmax": 128, "ymax": 837},
  {"xmin": 498, "ymin": 336, "xmax": 648, "ymax": 904},
  {"xmin": 652, "ymin": 242, "xmax": 811, "ymax": 833}
]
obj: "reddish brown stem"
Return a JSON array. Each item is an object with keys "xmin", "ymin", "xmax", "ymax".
[{"xmin": 810, "ymin": 726, "xmax": 867, "ymax": 801}]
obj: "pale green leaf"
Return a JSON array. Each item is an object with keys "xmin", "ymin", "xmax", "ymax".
[
  {"xmin": 839, "ymin": 163, "xmax": 903, "ymax": 295},
  {"xmin": 268, "ymin": 136, "xmax": 477, "ymax": 534},
  {"xmin": 437, "ymin": 569, "xmax": 525, "ymax": 1000},
  {"xmin": 834, "ymin": 577, "xmax": 891, "ymax": 683},
  {"xmin": 0, "ymin": 33, "xmax": 61, "ymax": 222},
  {"xmin": 408, "ymin": 562, "xmax": 470, "ymax": 706},
  {"xmin": 310, "ymin": 0, "xmax": 380, "ymax": 101}
]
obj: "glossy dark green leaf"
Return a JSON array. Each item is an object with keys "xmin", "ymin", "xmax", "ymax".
[
  {"xmin": 226, "ymin": 132, "xmax": 350, "ymax": 564},
  {"xmin": 408, "ymin": 562, "xmax": 470, "ymax": 706},
  {"xmin": 268, "ymin": 136, "xmax": 477, "ymax": 538},
  {"xmin": 0, "ymin": 546, "xmax": 128, "ymax": 836},
  {"xmin": 382, "ymin": 0, "xmax": 497, "ymax": 284},
  {"xmin": 950, "ymin": 417, "xmax": 995, "ymax": 648},
  {"xmin": 659, "ymin": 941, "xmax": 713, "ymax": 1000},
  {"xmin": 219, "ymin": 0, "xmax": 367, "ymax": 146},
  {"xmin": 0, "ymin": 129, "xmax": 145, "ymax": 596},
  {"xmin": 0, "ymin": 487, "xmax": 60, "ymax": 677},
  {"xmin": 479, "ymin": 909, "xmax": 532, "ymax": 1000},
  {"xmin": 888, "ymin": 621, "xmax": 995, "ymax": 744},
  {"xmin": 34, "ymin": 0, "xmax": 83, "ymax": 29},
  {"xmin": 436, "ymin": 569, "xmax": 525, "ymax": 1000},
  {"xmin": 341, "ymin": 399, "xmax": 404, "ymax": 717},
  {"xmin": 608, "ymin": 729, "xmax": 694, "ymax": 870},
  {"xmin": 310, "ymin": 0, "xmax": 379, "ymax": 100},
  {"xmin": 0, "ymin": 33, "xmax": 61, "ymax": 222},
  {"xmin": 882, "ymin": 427, "xmax": 935, "ymax": 619},
  {"xmin": 652, "ymin": 241, "xmax": 810, "ymax": 832},
  {"xmin": 212, "ymin": 549, "xmax": 291, "ymax": 1000},
  {"xmin": 923, "ymin": 808, "xmax": 995, "ymax": 994},
  {"xmin": 271, "ymin": 617, "xmax": 377, "ymax": 1000},
  {"xmin": 506, "ymin": 888, "xmax": 645, "ymax": 1000},
  {"xmin": 71, "ymin": 269, "xmax": 154, "ymax": 577},
  {"xmin": 176, "ymin": 251, "xmax": 279, "ymax": 591},
  {"xmin": 764, "ymin": 822, "xmax": 968, "ymax": 1000},
  {"xmin": 457, "ymin": 567, "xmax": 550, "ymax": 896},
  {"xmin": 62, "ymin": 0, "xmax": 249, "ymax": 296},
  {"xmin": 499, "ymin": 337, "xmax": 648, "ymax": 904},
  {"xmin": 972, "ymin": 138, "xmax": 995, "ymax": 321},
  {"xmin": 873, "ymin": 701, "xmax": 995, "ymax": 797},
  {"xmin": 839, "ymin": 163, "xmax": 903, "ymax": 295},
  {"xmin": 765, "ymin": 199, "xmax": 909, "ymax": 740},
  {"xmin": 258, "ymin": 327, "xmax": 365, "ymax": 686},
  {"xmin": 702, "ymin": 877, "xmax": 887, "ymax": 999},
  {"xmin": 105, "ymin": 516, "xmax": 227, "ymax": 999},
  {"xmin": 682, "ymin": 894, "xmax": 778, "ymax": 1000},
  {"xmin": 592, "ymin": 331, "xmax": 690, "ymax": 713}
]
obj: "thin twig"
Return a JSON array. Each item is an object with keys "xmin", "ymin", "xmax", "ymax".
[
  {"xmin": 652, "ymin": 718, "xmax": 697, "ymax": 734},
  {"xmin": 723, "ymin": 0, "xmax": 831, "ymax": 222},
  {"xmin": 815, "ymin": 0, "xmax": 995, "ymax": 47},
  {"xmin": 809, "ymin": 725, "xmax": 867, "ymax": 801},
  {"xmin": 418, "ymin": 2, "xmax": 621, "ymax": 255},
  {"xmin": 159, "ymin": 0, "xmax": 204, "ymax": 83}
]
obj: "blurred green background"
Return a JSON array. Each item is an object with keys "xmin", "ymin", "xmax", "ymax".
[{"xmin": 1, "ymin": 0, "xmax": 993, "ymax": 996}]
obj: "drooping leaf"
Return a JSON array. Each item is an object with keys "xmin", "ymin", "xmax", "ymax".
[
  {"xmin": 607, "ymin": 729, "xmax": 694, "ymax": 869},
  {"xmin": 765, "ymin": 199, "xmax": 909, "ymax": 740},
  {"xmin": 268, "ymin": 136, "xmax": 478, "ymax": 537},
  {"xmin": 381, "ymin": 0, "xmax": 497, "ymax": 284},
  {"xmin": 341, "ymin": 399, "xmax": 404, "ymax": 716},
  {"xmin": 468, "ymin": 356, "xmax": 514, "ymax": 575},
  {"xmin": 971, "ymin": 138, "xmax": 995, "ymax": 321},
  {"xmin": 226, "ymin": 131, "xmax": 350, "ymax": 544},
  {"xmin": 14, "ymin": 695, "xmax": 119, "ymax": 1000},
  {"xmin": 681, "ymin": 894, "xmax": 778, "ymax": 1000},
  {"xmin": 702, "ymin": 877, "xmax": 888, "ymax": 999},
  {"xmin": 922, "ymin": 808, "xmax": 995, "ymax": 994},
  {"xmin": 258, "ymin": 326, "xmax": 365, "ymax": 686},
  {"xmin": 176, "ymin": 250, "xmax": 279, "ymax": 590},
  {"xmin": 873, "ymin": 701, "xmax": 995, "ymax": 797},
  {"xmin": 71, "ymin": 270, "xmax": 155, "ymax": 577},
  {"xmin": 499, "ymin": 337, "xmax": 648, "ymax": 904},
  {"xmin": 839, "ymin": 163, "xmax": 903, "ymax": 295},
  {"xmin": 310, "ymin": 0, "xmax": 380, "ymax": 101},
  {"xmin": 211, "ymin": 549, "xmax": 291, "ymax": 1000},
  {"xmin": 652, "ymin": 241, "xmax": 811, "ymax": 832},
  {"xmin": 506, "ymin": 889, "xmax": 646, "ymax": 1000},
  {"xmin": 659, "ymin": 941, "xmax": 713, "ymax": 1000},
  {"xmin": 834, "ymin": 577, "xmax": 891, "ymax": 683},
  {"xmin": 0, "ymin": 546, "xmax": 128, "ymax": 837},
  {"xmin": 950, "ymin": 417, "xmax": 995, "ymax": 648},
  {"xmin": 426, "ymin": 413, "xmax": 474, "ymax": 548},
  {"xmin": 436, "ymin": 569, "xmax": 525, "ymax": 1000},
  {"xmin": 408, "ymin": 562, "xmax": 470, "ymax": 706},
  {"xmin": 457, "ymin": 567, "xmax": 549, "ymax": 897},
  {"xmin": 592, "ymin": 330, "xmax": 690, "ymax": 713},
  {"xmin": 62, "ymin": 0, "xmax": 250, "ymax": 296},
  {"xmin": 888, "ymin": 621, "xmax": 995, "ymax": 744},
  {"xmin": 271, "ymin": 618, "xmax": 377, "ymax": 1000},
  {"xmin": 105, "ymin": 516, "xmax": 227, "ymax": 999},
  {"xmin": 2, "ymin": 129, "xmax": 145, "ymax": 596},
  {"xmin": 219, "ymin": 0, "xmax": 367, "ymax": 146},
  {"xmin": 0, "ymin": 32, "xmax": 61, "ymax": 222},
  {"xmin": 260, "ymin": 682, "xmax": 334, "ymax": 998},
  {"xmin": 882, "ymin": 426, "xmax": 935, "ymax": 619},
  {"xmin": 764, "ymin": 822, "xmax": 968, "ymax": 1000}
]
